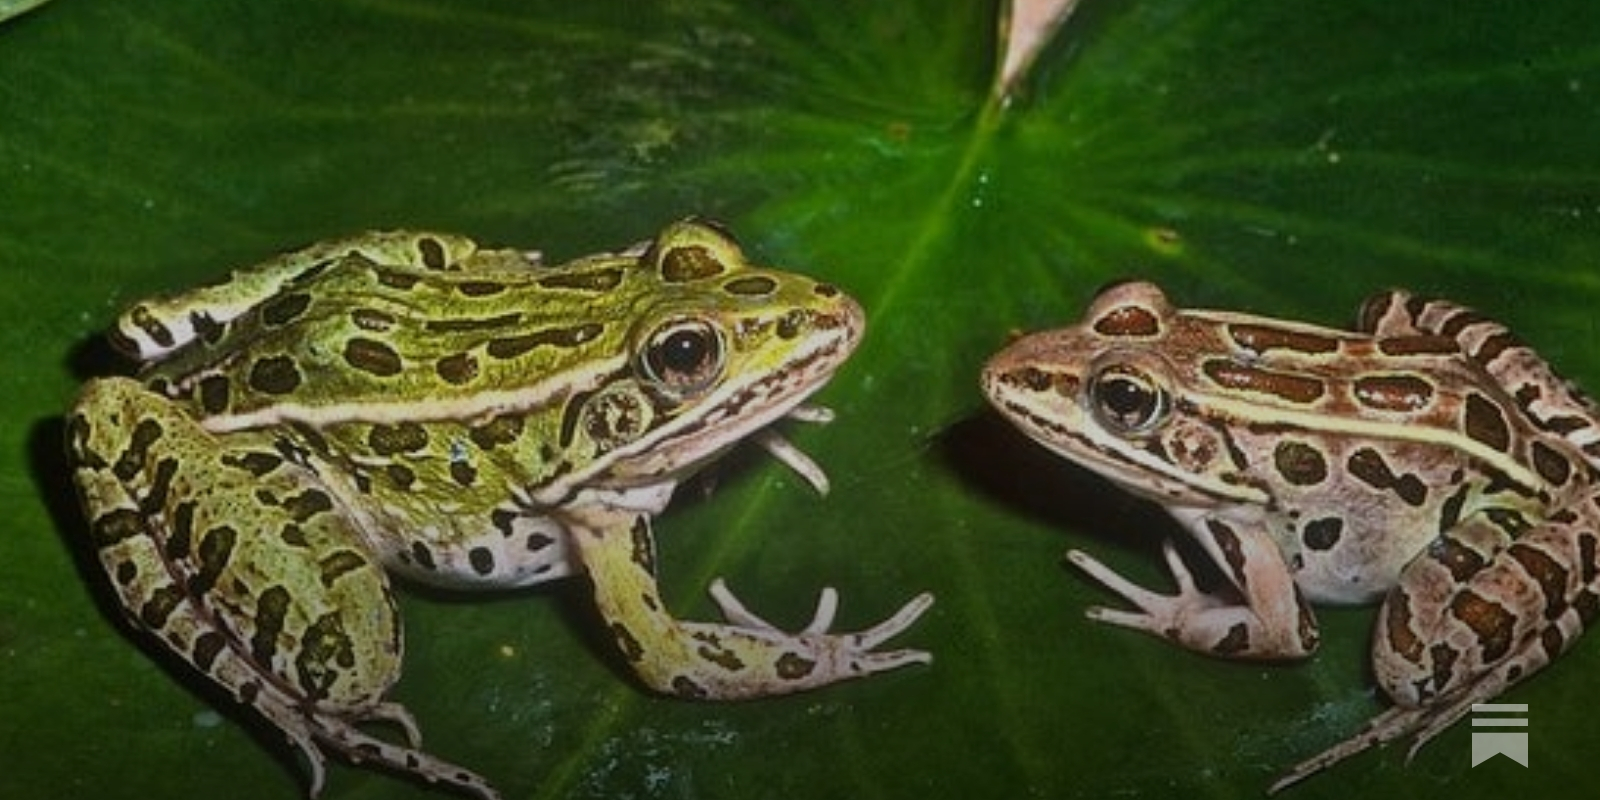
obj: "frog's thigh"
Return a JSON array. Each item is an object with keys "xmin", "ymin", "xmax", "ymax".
[
  {"xmin": 71, "ymin": 378, "xmax": 403, "ymax": 715},
  {"xmin": 1375, "ymin": 513, "xmax": 1595, "ymax": 707}
]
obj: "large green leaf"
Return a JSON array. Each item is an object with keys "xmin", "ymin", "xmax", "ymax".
[{"xmin": 3, "ymin": 1, "xmax": 1596, "ymax": 798}]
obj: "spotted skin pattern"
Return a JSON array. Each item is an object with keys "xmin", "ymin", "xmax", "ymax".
[
  {"xmin": 69, "ymin": 222, "xmax": 933, "ymax": 799},
  {"xmin": 980, "ymin": 281, "xmax": 1600, "ymax": 791}
]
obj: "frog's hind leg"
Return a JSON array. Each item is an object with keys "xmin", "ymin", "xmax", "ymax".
[
  {"xmin": 1271, "ymin": 504, "xmax": 1600, "ymax": 792},
  {"xmin": 67, "ymin": 377, "xmax": 499, "ymax": 799}
]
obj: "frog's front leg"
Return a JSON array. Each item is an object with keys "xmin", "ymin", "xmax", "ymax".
[
  {"xmin": 1270, "ymin": 505, "xmax": 1600, "ymax": 792},
  {"xmin": 1068, "ymin": 509, "xmax": 1319, "ymax": 659},
  {"xmin": 567, "ymin": 507, "xmax": 933, "ymax": 698},
  {"xmin": 68, "ymin": 377, "xmax": 498, "ymax": 800}
]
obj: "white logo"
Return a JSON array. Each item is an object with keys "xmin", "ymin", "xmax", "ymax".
[{"xmin": 1471, "ymin": 703, "xmax": 1529, "ymax": 768}]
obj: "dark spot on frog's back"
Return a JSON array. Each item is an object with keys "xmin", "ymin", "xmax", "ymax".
[
  {"xmin": 722, "ymin": 275, "xmax": 778, "ymax": 297},
  {"xmin": 1273, "ymin": 440, "xmax": 1328, "ymax": 486},
  {"xmin": 659, "ymin": 245, "xmax": 725, "ymax": 283},
  {"xmin": 248, "ymin": 355, "xmax": 303, "ymax": 395},
  {"xmin": 343, "ymin": 337, "xmax": 404, "ymax": 377},
  {"xmin": 485, "ymin": 323, "xmax": 603, "ymax": 359},
  {"xmin": 538, "ymin": 267, "xmax": 624, "ymax": 292},
  {"xmin": 1462, "ymin": 392, "xmax": 1511, "ymax": 452},
  {"xmin": 259, "ymin": 291, "xmax": 313, "ymax": 327},
  {"xmin": 417, "ymin": 236, "xmax": 447, "ymax": 270},
  {"xmin": 367, "ymin": 422, "xmax": 429, "ymax": 455},
  {"xmin": 1092, "ymin": 304, "xmax": 1161, "ymax": 337},
  {"xmin": 435, "ymin": 352, "xmax": 480, "ymax": 386}
]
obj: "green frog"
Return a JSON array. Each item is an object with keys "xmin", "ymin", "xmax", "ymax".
[{"xmin": 67, "ymin": 221, "xmax": 934, "ymax": 799}]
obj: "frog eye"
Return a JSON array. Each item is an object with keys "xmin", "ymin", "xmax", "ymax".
[
  {"xmin": 1087, "ymin": 363, "xmax": 1169, "ymax": 436},
  {"xmin": 639, "ymin": 317, "xmax": 726, "ymax": 397}
]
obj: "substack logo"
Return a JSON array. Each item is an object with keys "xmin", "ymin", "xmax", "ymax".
[{"xmin": 1470, "ymin": 703, "xmax": 1529, "ymax": 768}]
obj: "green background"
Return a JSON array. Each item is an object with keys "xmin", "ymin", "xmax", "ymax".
[{"xmin": 3, "ymin": 1, "xmax": 1595, "ymax": 798}]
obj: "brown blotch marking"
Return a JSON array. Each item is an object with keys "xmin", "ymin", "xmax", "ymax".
[
  {"xmin": 375, "ymin": 268, "xmax": 420, "ymax": 290},
  {"xmin": 435, "ymin": 352, "xmax": 480, "ymax": 385},
  {"xmin": 1579, "ymin": 532, "xmax": 1598, "ymax": 585},
  {"xmin": 126, "ymin": 305, "xmax": 175, "ymax": 350},
  {"xmin": 1347, "ymin": 447, "xmax": 1428, "ymax": 507},
  {"xmin": 1354, "ymin": 374, "xmax": 1435, "ymax": 413},
  {"xmin": 1206, "ymin": 519, "xmax": 1249, "ymax": 589},
  {"xmin": 1463, "ymin": 392, "xmax": 1511, "ymax": 452},
  {"xmin": 1302, "ymin": 517, "xmax": 1344, "ymax": 551},
  {"xmin": 114, "ymin": 560, "xmax": 138, "ymax": 586},
  {"xmin": 450, "ymin": 459, "xmax": 477, "ymax": 487},
  {"xmin": 611, "ymin": 622, "xmax": 644, "ymax": 663},
  {"xmin": 111, "ymin": 419, "xmax": 164, "ymax": 481},
  {"xmin": 417, "ymin": 237, "xmax": 448, "ymax": 270},
  {"xmin": 457, "ymin": 280, "xmax": 507, "ymax": 297},
  {"xmin": 1378, "ymin": 334, "xmax": 1460, "ymax": 357},
  {"xmin": 486, "ymin": 323, "xmax": 604, "ymax": 359},
  {"xmin": 659, "ymin": 245, "xmax": 726, "ymax": 283},
  {"xmin": 410, "ymin": 541, "xmax": 436, "ymax": 571},
  {"xmin": 1473, "ymin": 330, "xmax": 1519, "ymax": 365},
  {"xmin": 1427, "ymin": 642, "xmax": 1460, "ymax": 697},
  {"xmin": 250, "ymin": 586, "xmax": 291, "ymax": 665},
  {"xmin": 1092, "ymin": 304, "xmax": 1161, "ymax": 337},
  {"xmin": 91, "ymin": 508, "xmax": 145, "ymax": 549},
  {"xmin": 468, "ymin": 546, "xmax": 495, "ymax": 576},
  {"xmin": 295, "ymin": 612, "xmax": 355, "ymax": 700},
  {"xmin": 538, "ymin": 267, "xmax": 624, "ymax": 292},
  {"xmin": 470, "ymin": 415, "xmax": 524, "ymax": 450},
  {"xmin": 188, "ymin": 525, "xmax": 237, "ymax": 597},
  {"xmin": 1430, "ymin": 536, "xmax": 1489, "ymax": 583},
  {"xmin": 424, "ymin": 312, "xmax": 522, "ymax": 334},
  {"xmin": 319, "ymin": 550, "xmax": 368, "ymax": 588},
  {"xmin": 1449, "ymin": 590, "xmax": 1516, "ymax": 662},
  {"xmin": 191, "ymin": 311, "xmax": 225, "ymax": 344},
  {"xmin": 1573, "ymin": 589, "xmax": 1600, "ymax": 626},
  {"xmin": 367, "ymin": 422, "xmax": 429, "ymax": 455},
  {"xmin": 1273, "ymin": 440, "xmax": 1328, "ymax": 486},
  {"xmin": 775, "ymin": 309, "xmax": 808, "ymax": 340},
  {"xmin": 198, "ymin": 375, "xmax": 231, "ymax": 415},
  {"xmin": 693, "ymin": 633, "xmax": 747, "ymax": 671},
  {"xmin": 723, "ymin": 275, "xmax": 778, "ymax": 297},
  {"xmin": 775, "ymin": 652, "xmax": 817, "ymax": 681},
  {"xmin": 1384, "ymin": 589, "xmax": 1425, "ymax": 663},
  {"xmin": 630, "ymin": 516, "xmax": 656, "ymax": 576},
  {"xmin": 1202, "ymin": 360, "xmax": 1325, "ymax": 404},
  {"xmin": 1530, "ymin": 440, "xmax": 1573, "ymax": 486},
  {"xmin": 192, "ymin": 631, "xmax": 226, "ymax": 671},
  {"xmin": 141, "ymin": 457, "xmax": 179, "ymax": 515},
  {"xmin": 1213, "ymin": 622, "xmax": 1250, "ymax": 655},
  {"xmin": 350, "ymin": 308, "xmax": 399, "ymax": 333},
  {"xmin": 248, "ymin": 356, "xmax": 303, "ymax": 395},
  {"xmin": 222, "ymin": 450, "xmax": 284, "ymax": 477},
  {"xmin": 259, "ymin": 292, "xmax": 312, "ymax": 327},
  {"xmin": 671, "ymin": 675, "xmax": 710, "ymax": 699},
  {"xmin": 343, "ymin": 337, "xmax": 404, "ymax": 378},
  {"xmin": 1509, "ymin": 543, "xmax": 1572, "ymax": 620},
  {"xmin": 386, "ymin": 464, "xmax": 416, "ymax": 490},
  {"xmin": 1541, "ymin": 625, "xmax": 1567, "ymax": 658},
  {"xmin": 139, "ymin": 585, "xmax": 186, "ymax": 630},
  {"xmin": 282, "ymin": 489, "xmax": 334, "ymax": 522},
  {"xmin": 1228, "ymin": 323, "xmax": 1339, "ymax": 355},
  {"xmin": 166, "ymin": 502, "xmax": 196, "ymax": 559},
  {"xmin": 281, "ymin": 523, "xmax": 308, "ymax": 547}
]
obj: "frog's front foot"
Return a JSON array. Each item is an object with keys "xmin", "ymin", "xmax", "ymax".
[
  {"xmin": 1068, "ymin": 541, "xmax": 1228, "ymax": 637},
  {"xmin": 708, "ymin": 578, "xmax": 936, "ymax": 677},
  {"xmin": 1067, "ymin": 540, "xmax": 1318, "ymax": 659}
]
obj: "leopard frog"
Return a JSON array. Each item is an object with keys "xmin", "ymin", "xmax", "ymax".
[
  {"xmin": 67, "ymin": 221, "xmax": 933, "ymax": 799},
  {"xmin": 981, "ymin": 280, "xmax": 1600, "ymax": 790}
]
